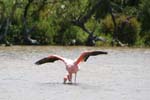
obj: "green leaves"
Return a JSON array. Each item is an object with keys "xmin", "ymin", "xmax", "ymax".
[{"xmin": 0, "ymin": 0, "xmax": 149, "ymax": 46}]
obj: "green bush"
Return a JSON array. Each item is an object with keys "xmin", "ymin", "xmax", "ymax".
[
  {"xmin": 140, "ymin": 0, "xmax": 150, "ymax": 32},
  {"xmin": 101, "ymin": 15, "xmax": 141, "ymax": 45},
  {"xmin": 101, "ymin": 15, "xmax": 114, "ymax": 34},
  {"xmin": 54, "ymin": 26, "xmax": 87, "ymax": 45},
  {"xmin": 143, "ymin": 31, "xmax": 150, "ymax": 46},
  {"xmin": 144, "ymin": 36, "xmax": 150, "ymax": 46},
  {"xmin": 8, "ymin": 24, "xmax": 22, "ymax": 44},
  {"xmin": 117, "ymin": 15, "xmax": 141, "ymax": 45},
  {"xmin": 31, "ymin": 19, "xmax": 55, "ymax": 45}
]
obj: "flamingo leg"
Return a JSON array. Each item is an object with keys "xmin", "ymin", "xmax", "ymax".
[
  {"xmin": 67, "ymin": 73, "xmax": 72, "ymax": 84},
  {"xmin": 63, "ymin": 73, "xmax": 73, "ymax": 84},
  {"xmin": 74, "ymin": 73, "xmax": 77, "ymax": 83}
]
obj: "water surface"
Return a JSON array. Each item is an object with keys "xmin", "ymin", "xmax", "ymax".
[{"xmin": 0, "ymin": 46, "xmax": 150, "ymax": 100}]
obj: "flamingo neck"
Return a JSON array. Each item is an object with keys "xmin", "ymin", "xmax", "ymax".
[{"xmin": 74, "ymin": 57, "xmax": 83, "ymax": 65}]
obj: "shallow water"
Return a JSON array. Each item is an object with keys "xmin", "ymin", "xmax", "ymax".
[{"xmin": 0, "ymin": 46, "xmax": 150, "ymax": 100}]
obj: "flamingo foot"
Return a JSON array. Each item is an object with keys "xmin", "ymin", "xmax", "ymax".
[{"xmin": 67, "ymin": 81, "xmax": 72, "ymax": 84}]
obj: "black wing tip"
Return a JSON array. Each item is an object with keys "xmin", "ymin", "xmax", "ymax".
[
  {"xmin": 103, "ymin": 51, "xmax": 108, "ymax": 54},
  {"xmin": 34, "ymin": 57, "xmax": 48, "ymax": 65},
  {"xmin": 35, "ymin": 61, "xmax": 41, "ymax": 65},
  {"xmin": 35, "ymin": 63, "xmax": 39, "ymax": 65},
  {"xmin": 95, "ymin": 51, "xmax": 108, "ymax": 54}
]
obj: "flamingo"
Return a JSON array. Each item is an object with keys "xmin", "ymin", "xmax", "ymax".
[{"xmin": 35, "ymin": 50, "xmax": 107, "ymax": 84}]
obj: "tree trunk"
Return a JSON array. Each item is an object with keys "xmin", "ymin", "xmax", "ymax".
[
  {"xmin": 71, "ymin": 0, "xmax": 103, "ymax": 46},
  {"xmin": 107, "ymin": 0, "xmax": 118, "ymax": 46},
  {"xmin": 22, "ymin": 0, "xmax": 38, "ymax": 45},
  {"xmin": 0, "ymin": 1, "xmax": 6, "ymax": 43}
]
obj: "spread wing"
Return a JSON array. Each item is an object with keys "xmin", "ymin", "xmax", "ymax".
[
  {"xmin": 35, "ymin": 55, "xmax": 66, "ymax": 65},
  {"xmin": 75, "ymin": 50, "xmax": 107, "ymax": 64}
]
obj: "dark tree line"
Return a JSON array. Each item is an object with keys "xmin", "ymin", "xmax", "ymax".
[{"xmin": 0, "ymin": 0, "xmax": 150, "ymax": 46}]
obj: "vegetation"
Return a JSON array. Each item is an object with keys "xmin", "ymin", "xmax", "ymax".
[
  {"xmin": 0, "ymin": 0, "xmax": 150, "ymax": 47},
  {"xmin": 101, "ymin": 15, "xmax": 141, "ymax": 46}
]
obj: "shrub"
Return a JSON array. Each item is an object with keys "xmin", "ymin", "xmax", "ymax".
[
  {"xmin": 117, "ymin": 15, "xmax": 141, "ymax": 45},
  {"xmin": 144, "ymin": 36, "xmax": 150, "ymax": 46},
  {"xmin": 143, "ymin": 31, "xmax": 150, "ymax": 46},
  {"xmin": 8, "ymin": 24, "xmax": 22, "ymax": 44},
  {"xmin": 101, "ymin": 15, "xmax": 141, "ymax": 45},
  {"xmin": 31, "ymin": 19, "xmax": 55, "ymax": 45},
  {"xmin": 101, "ymin": 15, "xmax": 114, "ymax": 34},
  {"xmin": 54, "ymin": 26, "xmax": 87, "ymax": 45},
  {"xmin": 140, "ymin": 0, "xmax": 150, "ymax": 32}
]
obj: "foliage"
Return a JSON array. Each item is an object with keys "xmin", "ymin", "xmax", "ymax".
[
  {"xmin": 101, "ymin": 15, "xmax": 141, "ymax": 45},
  {"xmin": 0, "ymin": 0, "xmax": 149, "ymax": 47},
  {"xmin": 101, "ymin": 15, "xmax": 114, "ymax": 34},
  {"xmin": 139, "ymin": 0, "xmax": 150, "ymax": 32},
  {"xmin": 8, "ymin": 24, "xmax": 22, "ymax": 44},
  {"xmin": 54, "ymin": 26, "xmax": 87, "ymax": 45},
  {"xmin": 117, "ymin": 16, "xmax": 141, "ymax": 45},
  {"xmin": 144, "ymin": 35, "xmax": 150, "ymax": 46},
  {"xmin": 142, "ymin": 31, "xmax": 150, "ymax": 46},
  {"xmin": 31, "ymin": 19, "xmax": 55, "ymax": 45}
]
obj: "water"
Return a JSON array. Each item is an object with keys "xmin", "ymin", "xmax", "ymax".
[{"xmin": 0, "ymin": 46, "xmax": 150, "ymax": 100}]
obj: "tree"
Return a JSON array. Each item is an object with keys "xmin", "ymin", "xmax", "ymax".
[
  {"xmin": 0, "ymin": 0, "xmax": 145, "ymax": 46},
  {"xmin": 0, "ymin": 0, "xmax": 21, "ymax": 45},
  {"xmin": 53, "ymin": 0, "xmax": 118, "ymax": 46}
]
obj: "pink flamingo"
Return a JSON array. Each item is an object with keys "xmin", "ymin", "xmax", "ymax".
[{"xmin": 35, "ymin": 50, "xmax": 107, "ymax": 84}]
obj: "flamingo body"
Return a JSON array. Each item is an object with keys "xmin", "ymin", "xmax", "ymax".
[{"xmin": 35, "ymin": 50, "xmax": 107, "ymax": 83}]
